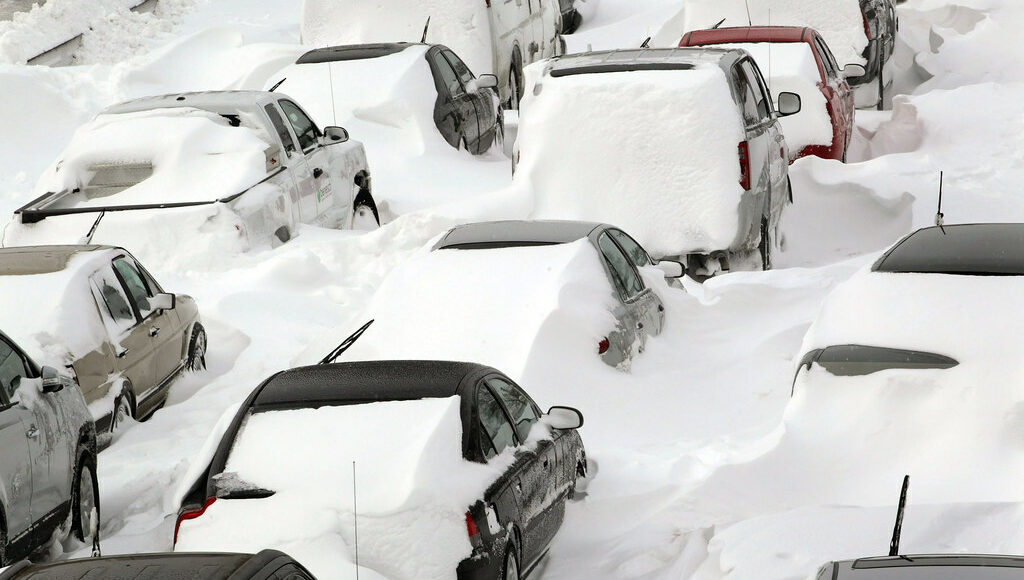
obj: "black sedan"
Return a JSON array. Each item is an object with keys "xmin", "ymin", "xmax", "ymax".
[
  {"xmin": 819, "ymin": 554, "xmax": 1024, "ymax": 578},
  {"xmin": 175, "ymin": 360, "xmax": 587, "ymax": 580},
  {"xmin": 0, "ymin": 549, "xmax": 315, "ymax": 579}
]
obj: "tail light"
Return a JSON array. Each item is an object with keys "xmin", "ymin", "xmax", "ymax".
[
  {"xmin": 738, "ymin": 141, "xmax": 751, "ymax": 190},
  {"xmin": 466, "ymin": 511, "xmax": 483, "ymax": 548},
  {"xmin": 174, "ymin": 497, "xmax": 216, "ymax": 544},
  {"xmin": 863, "ymin": 13, "xmax": 873, "ymax": 39},
  {"xmin": 485, "ymin": 0, "xmax": 491, "ymax": 5},
  {"xmin": 598, "ymin": 337, "xmax": 610, "ymax": 355}
]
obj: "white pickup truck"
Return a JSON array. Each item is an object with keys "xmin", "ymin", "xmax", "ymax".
[{"xmin": 4, "ymin": 91, "xmax": 379, "ymax": 251}]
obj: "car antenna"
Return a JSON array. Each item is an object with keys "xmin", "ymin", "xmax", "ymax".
[
  {"xmin": 420, "ymin": 17, "xmax": 431, "ymax": 43},
  {"xmin": 640, "ymin": 36, "xmax": 651, "ymax": 48},
  {"xmin": 268, "ymin": 77, "xmax": 286, "ymax": 92},
  {"xmin": 319, "ymin": 319, "xmax": 375, "ymax": 365},
  {"xmin": 711, "ymin": 17, "xmax": 727, "ymax": 29},
  {"xmin": 934, "ymin": 171, "xmax": 945, "ymax": 228},
  {"xmin": 888, "ymin": 475, "xmax": 910, "ymax": 556},
  {"xmin": 744, "ymin": 0, "xmax": 753, "ymax": 26}
]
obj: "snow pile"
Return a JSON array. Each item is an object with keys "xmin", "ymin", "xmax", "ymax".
[
  {"xmin": 34, "ymin": 107, "xmax": 272, "ymax": 206},
  {"xmin": 720, "ymin": 42, "xmax": 833, "ymax": 155},
  {"xmin": 0, "ymin": 248, "xmax": 116, "ymax": 367},
  {"xmin": 176, "ymin": 397, "xmax": 515, "ymax": 579},
  {"xmin": 516, "ymin": 66, "xmax": 745, "ymax": 257},
  {"xmin": 300, "ymin": 0, "xmax": 493, "ymax": 79},
  {"xmin": 657, "ymin": 0, "xmax": 868, "ymax": 68},
  {"xmin": 0, "ymin": 0, "xmax": 121, "ymax": 64},
  {"xmin": 341, "ymin": 239, "xmax": 619, "ymax": 379}
]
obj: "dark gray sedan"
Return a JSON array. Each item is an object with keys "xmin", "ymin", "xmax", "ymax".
[
  {"xmin": 433, "ymin": 220, "xmax": 684, "ymax": 368},
  {"xmin": 819, "ymin": 554, "xmax": 1024, "ymax": 578},
  {"xmin": 0, "ymin": 549, "xmax": 314, "ymax": 579}
]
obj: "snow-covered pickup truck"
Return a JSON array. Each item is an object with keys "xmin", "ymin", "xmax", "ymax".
[{"xmin": 4, "ymin": 91, "xmax": 379, "ymax": 252}]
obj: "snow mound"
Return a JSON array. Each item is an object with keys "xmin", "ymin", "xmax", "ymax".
[
  {"xmin": 0, "ymin": 0, "xmax": 122, "ymax": 64},
  {"xmin": 516, "ymin": 65, "xmax": 745, "ymax": 257},
  {"xmin": 176, "ymin": 397, "xmax": 513, "ymax": 580},
  {"xmin": 300, "ymin": 0, "xmax": 494, "ymax": 79},
  {"xmin": 34, "ymin": 107, "xmax": 272, "ymax": 206}
]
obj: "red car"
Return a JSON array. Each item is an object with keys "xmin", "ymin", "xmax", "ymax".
[{"xmin": 681, "ymin": 26, "xmax": 863, "ymax": 162}]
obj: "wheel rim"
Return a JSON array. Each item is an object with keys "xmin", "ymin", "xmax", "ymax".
[
  {"xmin": 505, "ymin": 551, "xmax": 519, "ymax": 580},
  {"xmin": 78, "ymin": 465, "xmax": 97, "ymax": 540},
  {"xmin": 352, "ymin": 204, "xmax": 378, "ymax": 231},
  {"xmin": 111, "ymin": 398, "xmax": 131, "ymax": 434},
  {"xmin": 189, "ymin": 331, "xmax": 207, "ymax": 371}
]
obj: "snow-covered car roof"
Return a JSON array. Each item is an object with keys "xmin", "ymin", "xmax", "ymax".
[
  {"xmin": 295, "ymin": 42, "xmax": 421, "ymax": 64},
  {"xmin": 545, "ymin": 47, "xmax": 741, "ymax": 77},
  {"xmin": 873, "ymin": 223, "xmax": 1024, "ymax": 275}
]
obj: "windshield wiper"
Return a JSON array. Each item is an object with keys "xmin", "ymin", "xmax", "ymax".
[{"xmin": 319, "ymin": 319, "xmax": 375, "ymax": 365}]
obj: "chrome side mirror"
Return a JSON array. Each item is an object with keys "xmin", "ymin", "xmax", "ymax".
[
  {"xmin": 151, "ymin": 293, "xmax": 176, "ymax": 311},
  {"xmin": 544, "ymin": 406, "xmax": 584, "ymax": 430},
  {"xmin": 323, "ymin": 126, "xmax": 350, "ymax": 144},
  {"xmin": 41, "ymin": 366, "xmax": 63, "ymax": 393}
]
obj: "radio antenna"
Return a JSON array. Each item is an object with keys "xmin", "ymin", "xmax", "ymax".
[
  {"xmin": 420, "ymin": 17, "xmax": 431, "ymax": 43},
  {"xmin": 934, "ymin": 171, "xmax": 945, "ymax": 227},
  {"xmin": 888, "ymin": 475, "xmax": 910, "ymax": 556},
  {"xmin": 640, "ymin": 36, "xmax": 651, "ymax": 48},
  {"xmin": 743, "ymin": 0, "xmax": 753, "ymax": 26}
]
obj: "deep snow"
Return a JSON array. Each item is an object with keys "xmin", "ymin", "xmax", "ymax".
[{"xmin": 1, "ymin": 0, "xmax": 1022, "ymax": 579}]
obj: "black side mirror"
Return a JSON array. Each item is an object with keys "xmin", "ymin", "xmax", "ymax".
[
  {"xmin": 41, "ymin": 366, "xmax": 63, "ymax": 393},
  {"xmin": 545, "ymin": 406, "xmax": 584, "ymax": 429},
  {"xmin": 776, "ymin": 92, "xmax": 802, "ymax": 117},
  {"xmin": 323, "ymin": 126, "xmax": 350, "ymax": 144}
]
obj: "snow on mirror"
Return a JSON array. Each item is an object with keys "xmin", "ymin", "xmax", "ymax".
[{"xmin": 543, "ymin": 406, "xmax": 584, "ymax": 430}]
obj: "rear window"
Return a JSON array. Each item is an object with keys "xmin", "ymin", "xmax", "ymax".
[
  {"xmin": 550, "ymin": 62, "xmax": 695, "ymax": 77},
  {"xmin": 874, "ymin": 224, "xmax": 1024, "ymax": 275}
]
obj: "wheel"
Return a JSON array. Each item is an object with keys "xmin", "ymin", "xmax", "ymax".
[
  {"xmin": 876, "ymin": 62, "xmax": 885, "ymax": 111},
  {"xmin": 503, "ymin": 543, "xmax": 520, "ymax": 580},
  {"xmin": 0, "ymin": 525, "xmax": 6, "ymax": 566},
  {"xmin": 758, "ymin": 217, "xmax": 772, "ymax": 271},
  {"xmin": 110, "ymin": 391, "xmax": 133, "ymax": 435},
  {"xmin": 352, "ymin": 188, "xmax": 380, "ymax": 230},
  {"xmin": 507, "ymin": 57, "xmax": 523, "ymax": 110},
  {"xmin": 72, "ymin": 455, "xmax": 100, "ymax": 544},
  {"xmin": 186, "ymin": 323, "xmax": 207, "ymax": 372}
]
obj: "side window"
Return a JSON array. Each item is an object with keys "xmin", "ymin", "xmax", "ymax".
[
  {"xmin": 433, "ymin": 53, "xmax": 465, "ymax": 98},
  {"xmin": 279, "ymin": 100, "xmax": 319, "ymax": 152},
  {"xmin": 113, "ymin": 258, "xmax": 153, "ymax": 317},
  {"xmin": 731, "ymin": 65, "xmax": 760, "ymax": 126},
  {"xmin": 477, "ymin": 385, "xmax": 517, "ymax": 460},
  {"xmin": 0, "ymin": 339, "xmax": 29, "ymax": 402},
  {"xmin": 814, "ymin": 37, "xmax": 840, "ymax": 79},
  {"xmin": 487, "ymin": 377, "xmax": 540, "ymax": 443},
  {"xmin": 608, "ymin": 229, "xmax": 651, "ymax": 267},
  {"xmin": 265, "ymin": 104, "xmax": 297, "ymax": 156},
  {"xmin": 598, "ymin": 233, "xmax": 646, "ymax": 299},
  {"xmin": 93, "ymin": 269, "xmax": 136, "ymax": 331},
  {"xmin": 740, "ymin": 60, "xmax": 772, "ymax": 121},
  {"xmin": 442, "ymin": 49, "xmax": 476, "ymax": 86}
]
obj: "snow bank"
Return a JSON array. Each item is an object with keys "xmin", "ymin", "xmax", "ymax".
[
  {"xmin": 516, "ymin": 66, "xmax": 745, "ymax": 257},
  {"xmin": 721, "ymin": 42, "xmax": 833, "ymax": 155},
  {"xmin": 300, "ymin": 0, "xmax": 493, "ymax": 79},
  {"xmin": 341, "ymin": 239, "xmax": 619, "ymax": 379},
  {"xmin": 34, "ymin": 107, "xmax": 272, "ymax": 205},
  {"xmin": 0, "ymin": 0, "xmax": 121, "ymax": 64},
  {"xmin": 176, "ymin": 397, "xmax": 514, "ymax": 579}
]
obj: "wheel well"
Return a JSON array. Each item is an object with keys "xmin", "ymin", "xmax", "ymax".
[{"xmin": 354, "ymin": 170, "xmax": 370, "ymax": 191}]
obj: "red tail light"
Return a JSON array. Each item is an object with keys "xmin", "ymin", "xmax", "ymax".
[
  {"xmin": 863, "ymin": 14, "xmax": 873, "ymax": 39},
  {"xmin": 174, "ymin": 497, "xmax": 216, "ymax": 545},
  {"xmin": 466, "ymin": 511, "xmax": 480, "ymax": 538},
  {"xmin": 598, "ymin": 338, "xmax": 610, "ymax": 355},
  {"xmin": 738, "ymin": 141, "xmax": 751, "ymax": 190}
]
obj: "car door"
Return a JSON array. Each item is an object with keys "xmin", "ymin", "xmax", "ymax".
[
  {"xmin": 279, "ymin": 99, "xmax": 336, "ymax": 222},
  {"xmin": 813, "ymin": 35, "xmax": 855, "ymax": 150},
  {"xmin": 91, "ymin": 264, "xmax": 154, "ymax": 408},
  {"xmin": 263, "ymin": 102, "xmax": 305, "ymax": 225},
  {"xmin": 607, "ymin": 229, "xmax": 665, "ymax": 335},
  {"xmin": 428, "ymin": 48, "xmax": 482, "ymax": 151},
  {"xmin": 0, "ymin": 341, "xmax": 36, "ymax": 542},
  {"xmin": 596, "ymin": 232, "xmax": 658, "ymax": 351},
  {"xmin": 266, "ymin": 101, "xmax": 318, "ymax": 223},
  {"xmin": 442, "ymin": 48, "xmax": 493, "ymax": 154},
  {"xmin": 113, "ymin": 256, "xmax": 182, "ymax": 395},
  {"xmin": 739, "ymin": 58, "xmax": 788, "ymax": 226},
  {"xmin": 526, "ymin": 0, "xmax": 550, "ymax": 62}
]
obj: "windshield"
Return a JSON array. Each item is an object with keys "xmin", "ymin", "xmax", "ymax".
[{"xmin": 840, "ymin": 555, "xmax": 1024, "ymax": 578}]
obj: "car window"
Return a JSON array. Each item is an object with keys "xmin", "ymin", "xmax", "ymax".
[
  {"xmin": 814, "ymin": 36, "xmax": 841, "ymax": 79},
  {"xmin": 740, "ymin": 59, "xmax": 772, "ymax": 121},
  {"xmin": 487, "ymin": 377, "xmax": 540, "ymax": 443},
  {"xmin": 477, "ymin": 384, "xmax": 517, "ymax": 460},
  {"xmin": 442, "ymin": 49, "xmax": 476, "ymax": 86},
  {"xmin": 608, "ymin": 229, "xmax": 651, "ymax": 267},
  {"xmin": 113, "ymin": 258, "xmax": 154, "ymax": 317},
  {"xmin": 93, "ymin": 269, "xmax": 136, "ymax": 331},
  {"xmin": 265, "ymin": 104, "xmax": 297, "ymax": 155},
  {"xmin": 731, "ymin": 65, "xmax": 760, "ymax": 126},
  {"xmin": 433, "ymin": 52, "xmax": 465, "ymax": 97},
  {"xmin": 278, "ymin": 100, "xmax": 319, "ymax": 152},
  {"xmin": 0, "ymin": 338, "xmax": 29, "ymax": 402},
  {"xmin": 598, "ymin": 233, "xmax": 646, "ymax": 299}
]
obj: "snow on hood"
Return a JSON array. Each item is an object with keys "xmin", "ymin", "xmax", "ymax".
[
  {"xmin": 34, "ymin": 107, "xmax": 272, "ymax": 205},
  {"xmin": 175, "ymin": 397, "xmax": 513, "ymax": 580},
  {"xmin": 300, "ymin": 0, "xmax": 494, "ymax": 79},
  {"xmin": 0, "ymin": 249, "xmax": 116, "ymax": 367},
  {"xmin": 516, "ymin": 65, "xmax": 746, "ymax": 257},
  {"xmin": 339, "ymin": 239, "xmax": 619, "ymax": 378}
]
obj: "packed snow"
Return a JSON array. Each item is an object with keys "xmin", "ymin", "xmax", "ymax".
[{"xmin": 2, "ymin": 0, "xmax": 1024, "ymax": 578}]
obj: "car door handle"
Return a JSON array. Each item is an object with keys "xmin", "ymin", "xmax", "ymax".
[
  {"xmin": 26, "ymin": 425, "xmax": 39, "ymax": 439},
  {"xmin": 312, "ymin": 167, "xmax": 324, "ymax": 179},
  {"xmin": 636, "ymin": 322, "xmax": 644, "ymax": 330},
  {"xmin": 149, "ymin": 327, "xmax": 160, "ymax": 337},
  {"xmin": 117, "ymin": 349, "xmax": 130, "ymax": 358}
]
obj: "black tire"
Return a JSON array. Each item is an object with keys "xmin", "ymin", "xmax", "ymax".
[
  {"xmin": 507, "ymin": 53, "xmax": 524, "ymax": 111},
  {"xmin": 503, "ymin": 542, "xmax": 520, "ymax": 580},
  {"xmin": 352, "ymin": 187, "xmax": 380, "ymax": 230},
  {"xmin": 759, "ymin": 217, "xmax": 772, "ymax": 271},
  {"xmin": 72, "ymin": 454, "xmax": 100, "ymax": 543},
  {"xmin": 0, "ymin": 523, "xmax": 7, "ymax": 566},
  {"xmin": 110, "ymin": 389, "xmax": 133, "ymax": 435},
  {"xmin": 186, "ymin": 323, "xmax": 207, "ymax": 372}
]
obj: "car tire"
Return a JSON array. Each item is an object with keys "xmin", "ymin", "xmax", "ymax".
[
  {"xmin": 759, "ymin": 217, "xmax": 773, "ymax": 271},
  {"xmin": 508, "ymin": 54, "xmax": 524, "ymax": 111},
  {"xmin": 72, "ymin": 453, "xmax": 100, "ymax": 544},
  {"xmin": 503, "ymin": 542, "xmax": 520, "ymax": 580},
  {"xmin": 110, "ymin": 389, "xmax": 133, "ymax": 435},
  {"xmin": 186, "ymin": 323, "xmax": 207, "ymax": 372},
  {"xmin": 0, "ymin": 524, "xmax": 7, "ymax": 566}
]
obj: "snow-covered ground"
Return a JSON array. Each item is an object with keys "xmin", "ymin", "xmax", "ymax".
[{"xmin": 1, "ymin": 0, "xmax": 1021, "ymax": 578}]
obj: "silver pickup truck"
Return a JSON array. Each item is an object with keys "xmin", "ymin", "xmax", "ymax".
[{"xmin": 4, "ymin": 91, "xmax": 379, "ymax": 250}]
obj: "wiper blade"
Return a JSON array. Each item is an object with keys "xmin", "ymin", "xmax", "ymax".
[{"xmin": 319, "ymin": 319, "xmax": 375, "ymax": 365}]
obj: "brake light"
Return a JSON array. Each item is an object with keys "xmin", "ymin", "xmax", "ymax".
[
  {"xmin": 738, "ymin": 141, "xmax": 751, "ymax": 190},
  {"xmin": 174, "ymin": 497, "xmax": 216, "ymax": 544},
  {"xmin": 598, "ymin": 338, "xmax": 610, "ymax": 355},
  {"xmin": 485, "ymin": 0, "xmax": 491, "ymax": 5},
  {"xmin": 863, "ymin": 13, "xmax": 873, "ymax": 39}
]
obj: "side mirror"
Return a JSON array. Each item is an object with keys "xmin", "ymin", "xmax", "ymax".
[
  {"xmin": 654, "ymin": 260, "xmax": 685, "ymax": 279},
  {"xmin": 776, "ymin": 91, "xmax": 802, "ymax": 117},
  {"xmin": 477, "ymin": 74, "xmax": 498, "ymax": 90},
  {"xmin": 151, "ymin": 293, "xmax": 176, "ymax": 311},
  {"xmin": 545, "ymin": 406, "xmax": 584, "ymax": 430},
  {"xmin": 41, "ymin": 366, "xmax": 63, "ymax": 393},
  {"xmin": 323, "ymin": 126, "xmax": 350, "ymax": 144},
  {"xmin": 841, "ymin": 64, "xmax": 867, "ymax": 80}
]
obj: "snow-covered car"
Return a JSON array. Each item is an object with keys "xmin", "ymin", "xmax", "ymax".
[
  {"xmin": 0, "ymin": 549, "xmax": 316, "ymax": 579},
  {"xmin": 4, "ymin": 91, "xmax": 378, "ymax": 252},
  {"xmin": 0, "ymin": 328, "xmax": 98, "ymax": 566},
  {"xmin": 681, "ymin": 26, "xmax": 863, "ymax": 162},
  {"xmin": 431, "ymin": 220, "xmax": 683, "ymax": 368},
  {"xmin": 174, "ymin": 360, "xmax": 586, "ymax": 580},
  {"xmin": 272, "ymin": 43, "xmax": 502, "ymax": 155},
  {"xmin": 0, "ymin": 245, "xmax": 203, "ymax": 438},
  {"xmin": 515, "ymin": 48, "xmax": 800, "ymax": 275},
  {"xmin": 853, "ymin": 0, "xmax": 898, "ymax": 110},
  {"xmin": 818, "ymin": 554, "xmax": 1024, "ymax": 578},
  {"xmin": 300, "ymin": 0, "xmax": 564, "ymax": 109},
  {"xmin": 792, "ymin": 223, "xmax": 1024, "ymax": 395}
]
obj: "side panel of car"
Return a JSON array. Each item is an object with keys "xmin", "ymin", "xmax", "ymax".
[
  {"xmin": 595, "ymin": 231, "xmax": 659, "ymax": 352},
  {"xmin": 428, "ymin": 47, "xmax": 482, "ymax": 150},
  {"xmin": 0, "ymin": 400, "xmax": 33, "ymax": 544},
  {"xmin": 811, "ymin": 32, "xmax": 855, "ymax": 158}
]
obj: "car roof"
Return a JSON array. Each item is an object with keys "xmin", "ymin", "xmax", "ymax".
[
  {"xmin": 873, "ymin": 223, "xmax": 1024, "ymax": 275},
  {"xmin": 684, "ymin": 25, "xmax": 811, "ymax": 45},
  {"xmin": 251, "ymin": 360, "xmax": 493, "ymax": 409},
  {"xmin": 0, "ymin": 245, "xmax": 114, "ymax": 276},
  {"xmin": 102, "ymin": 90, "xmax": 278, "ymax": 117},
  {"xmin": 0, "ymin": 550, "xmax": 290, "ymax": 580},
  {"xmin": 833, "ymin": 554, "xmax": 1024, "ymax": 576},
  {"xmin": 547, "ymin": 47, "xmax": 742, "ymax": 77},
  {"xmin": 434, "ymin": 220, "xmax": 605, "ymax": 250},
  {"xmin": 296, "ymin": 42, "xmax": 424, "ymax": 64}
]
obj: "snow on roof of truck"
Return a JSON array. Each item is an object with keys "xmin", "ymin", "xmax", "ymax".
[
  {"xmin": 547, "ymin": 47, "xmax": 742, "ymax": 77},
  {"xmin": 295, "ymin": 42, "xmax": 421, "ymax": 64},
  {"xmin": 102, "ymin": 90, "xmax": 279, "ymax": 117}
]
